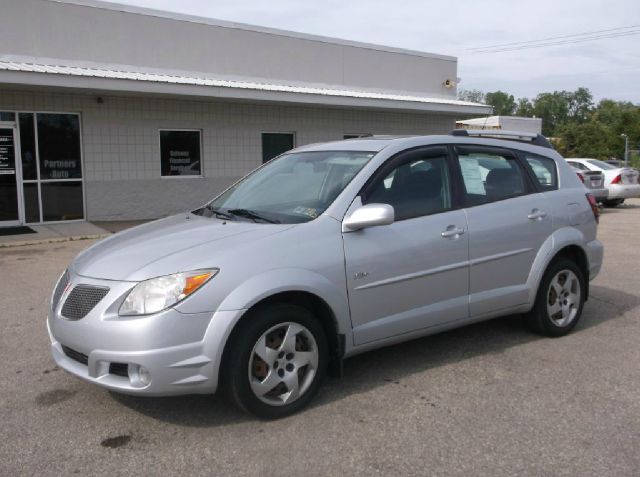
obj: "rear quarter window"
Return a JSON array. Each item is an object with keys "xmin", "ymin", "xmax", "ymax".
[{"xmin": 524, "ymin": 154, "xmax": 558, "ymax": 191}]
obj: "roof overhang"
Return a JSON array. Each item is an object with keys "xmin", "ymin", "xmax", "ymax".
[{"xmin": 0, "ymin": 61, "xmax": 491, "ymax": 115}]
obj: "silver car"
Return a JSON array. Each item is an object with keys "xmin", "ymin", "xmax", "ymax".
[
  {"xmin": 48, "ymin": 130, "xmax": 604, "ymax": 418},
  {"xmin": 567, "ymin": 158, "xmax": 640, "ymax": 207}
]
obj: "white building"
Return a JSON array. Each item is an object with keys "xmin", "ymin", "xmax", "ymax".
[{"xmin": 0, "ymin": 0, "xmax": 489, "ymax": 225}]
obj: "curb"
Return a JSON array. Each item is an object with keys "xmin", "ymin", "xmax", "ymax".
[{"xmin": 0, "ymin": 233, "xmax": 111, "ymax": 249}]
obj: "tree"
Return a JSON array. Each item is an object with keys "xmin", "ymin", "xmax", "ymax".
[
  {"xmin": 516, "ymin": 98, "xmax": 534, "ymax": 117},
  {"xmin": 457, "ymin": 89, "xmax": 485, "ymax": 104},
  {"xmin": 532, "ymin": 92, "xmax": 571, "ymax": 136},
  {"xmin": 567, "ymin": 87, "xmax": 593, "ymax": 123},
  {"xmin": 485, "ymin": 91, "xmax": 516, "ymax": 116}
]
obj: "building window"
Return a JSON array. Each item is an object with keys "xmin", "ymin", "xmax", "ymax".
[
  {"xmin": 344, "ymin": 133, "xmax": 371, "ymax": 139},
  {"xmin": 37, "ymin": 114, "xmax": 82, "ymax": 179},
  {"xmin": 262, "ymin": 132, "xmax": 295, "ymax": 163},
  {"xmin": 160, "ymin": 130, "xmax": 202, "ymax": 177}
]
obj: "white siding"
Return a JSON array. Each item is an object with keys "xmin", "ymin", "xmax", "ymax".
[{"xmin": 0, "ymin": 89, "xmax": 455, "ymax": 220}]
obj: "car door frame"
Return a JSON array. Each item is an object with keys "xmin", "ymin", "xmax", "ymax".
[{"xmin": 446, "ymin": 143, "xmax": 551, "ymax": 318}]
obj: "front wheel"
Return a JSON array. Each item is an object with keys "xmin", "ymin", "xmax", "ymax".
[
  {"xmin": 526, "ymin": 259, "xmax": 586, "ymax": 337},
  {"xmin": 223, "ymin": 303, "xmax": 328, "ymax": 419}
]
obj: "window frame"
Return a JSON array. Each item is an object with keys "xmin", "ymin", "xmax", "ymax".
[
  {"xmin": 359, "ymin": 145, "xmax": 460, "ymax": 222},
  {"xmin": 450, "ymin": 144, "xmax": 537, "ymax": 208},
  {"xmin": 518, "ymin": 151, "xmax": 559, "ymax": 192},
  {"xmin": 261, "ymin": 131, "xmax": 296, "ymax": 164},
  {"xmin": 159, "ymin": 128, "xmax": 203, "ymax": 179},
  {"xmin": 5, "ymin": 110, "xmax": 86, "ymax": 225}
]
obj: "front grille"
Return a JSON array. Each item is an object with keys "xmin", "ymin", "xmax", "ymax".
[
  {"xmin": 52, "ymin": 270, "xmax": 69, "ymax": 309},
  {"xmin": 109, "ymin": 362, "xmax": 129, "ymax": 377},
  {"xmin": 61, "ymin": 345, "xmax": 88, "ymax": 366},
  {"xmin": 61, "ymin": 285, "xmax": 110, "ymax": 320}
]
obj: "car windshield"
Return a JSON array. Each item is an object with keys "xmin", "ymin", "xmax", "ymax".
[
  {"xmin": 587, "ymin": 159, "xmax": 617, "ymax": 170},
  {"xmin": 198, "ymin": 150, "xmax": 375, "ymax": 224}
]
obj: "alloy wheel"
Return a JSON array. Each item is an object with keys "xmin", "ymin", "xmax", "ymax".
[
  {"xmin": 547, "ymin": 269, "xmax": 581, "ymax": 327},
  {"xmin": 248, "ymin": 322, "xmax": 319, "ymax": 406}
]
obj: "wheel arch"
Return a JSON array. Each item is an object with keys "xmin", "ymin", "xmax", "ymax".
[
  {"xmin": 220, "ymin": 290, "xmax": 345, "ymax": 381},
  {"xmin": 527, "ymin": 228, "xmax": 591, "ymax": 305}
]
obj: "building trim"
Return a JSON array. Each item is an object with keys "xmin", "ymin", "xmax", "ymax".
[{"xmin": 0, "ymin": 62, "xmax": 491, "ymax": 115}]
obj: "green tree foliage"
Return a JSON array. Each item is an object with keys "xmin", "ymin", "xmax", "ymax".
[
  {"xmin": 463, "ymin": 86, "xmax": 638, "ymax": 158},
  {"xmin": 516, "ymin": 98, "xmax": 534, "ymax": 117},
  {"xmin": 532, "ymin": 92, "xmax": 570, "ymax": 136},
  {"xmin": 485, "ymin": 91, "xmax": 517, "ymax": 116}
]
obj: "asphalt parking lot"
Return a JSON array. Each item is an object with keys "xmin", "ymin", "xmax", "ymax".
[{"xmin": 1, "ymin": 201, "xmax": 639, "ymax": 476}]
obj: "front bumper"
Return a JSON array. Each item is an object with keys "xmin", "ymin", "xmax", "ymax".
[{"xmin": 47, "ymin": 272, "xmax": 246, "ymax": 396}]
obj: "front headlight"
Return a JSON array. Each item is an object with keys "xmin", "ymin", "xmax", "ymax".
[{"xmin": 119, "ymin": 269, "xmax": 218, "ymax": 316}]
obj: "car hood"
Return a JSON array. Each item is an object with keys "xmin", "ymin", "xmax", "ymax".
[{"xmin": 72, "ymin": 214, "xmax": 293, "ymax": 281}]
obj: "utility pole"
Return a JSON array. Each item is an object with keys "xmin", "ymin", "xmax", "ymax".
[{"xmin": 621, "ymin": 133, "xmax": 629, "ymax": 167}]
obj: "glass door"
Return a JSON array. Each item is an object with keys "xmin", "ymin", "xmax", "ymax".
[{"xmin": 0, "ymin": 123, "xmax": 21, "ymax": 225}]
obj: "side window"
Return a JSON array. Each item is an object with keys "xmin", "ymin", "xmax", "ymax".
[
  {"xmin": 456, "ymin": 150, "xmax": 528, "ymax": 205},
  {"xmin": 524, "ymin": 154, "xmax": 558, "ymax": 191},
  {"xmin": 364, "ymin": 152, "xmax": 451, "ymax": 221},
  {"xmin": 570, "ymin": 161, "xmax": 586, "ymax": 171}
]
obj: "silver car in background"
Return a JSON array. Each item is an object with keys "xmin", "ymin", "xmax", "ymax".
[
  {"xmin": 570, "ymin": 166, "xmax": 608, "ymax": 201},
  {"xmin": 567, "ymin": 158, "xmax": 640, "ymax": 207},
  {"xmin": 48, "ymin": 130, "xmax": 603, "ymax": 418}
]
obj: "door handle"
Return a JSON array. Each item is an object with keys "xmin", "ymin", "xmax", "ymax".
[
  {"xmin": 441, "ymin": 226, "xmax": 465, "ymax": 238},
  {"xmin": 527, "ymin": 209, "xmax": 547, "ymax": 220}
]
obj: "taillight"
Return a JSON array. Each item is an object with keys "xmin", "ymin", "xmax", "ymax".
[
  {"xmin": 576, "ymin": 172, "xmax": 584, "ymax": 183},
  {"xmin": 586, "ymin": 193, "xmax": 599, "ymax": 223},
  {"xmin": 611, "ymin": 174, "xmax": 622, "ymax": 184}
]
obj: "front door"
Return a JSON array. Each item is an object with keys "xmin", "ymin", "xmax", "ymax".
[
  {"xmin": 342, "ymin": 146, "xmax": 470, "ymax": 346},
  {"xmin": 0, "ymin": 124, "xmax": 21, "ymax": 225}
]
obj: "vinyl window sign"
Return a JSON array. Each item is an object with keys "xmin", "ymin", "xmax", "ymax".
[
  {"xmin": 0, "ymin": 132, "xmax": 15, "ymax": 175},
  {"xmin": 160, "ymin": 130, "xmax": 202, "ymax": 176}
]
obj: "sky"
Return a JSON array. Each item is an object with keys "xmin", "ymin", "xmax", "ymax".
[{"xmin": 115, "ymin": 0, "xmax": 639, "ymax": 103}]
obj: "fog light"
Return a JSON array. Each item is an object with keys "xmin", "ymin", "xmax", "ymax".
[
  {"xmin": 138, "ymin": 366, "xmax": 151, "ymax": 386},
  {"xmin": 130, "ymin": 364, "xmax": 151, "ymax": 387}
]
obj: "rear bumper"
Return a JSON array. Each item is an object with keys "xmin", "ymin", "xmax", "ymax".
[
  {"xmin": 588, "ymin": 187, "xmax": 609, "ymax": 200},
  {"xmin": 607, "ymin": 184, "xmax": 640, "ymax": 199},
  {"xmin": 585, "ymin": 239, "xmax": 604, "ymax": 281}
]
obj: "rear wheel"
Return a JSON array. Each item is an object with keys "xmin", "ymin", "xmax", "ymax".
[
  {"xmin": 224, "ymin": 303, "xmax": 328, "ymax": 419},
  {"xmin": 602, "ymin": 198, "xmax": 624, "ymax": 207},
  {"xmin": 526, "ymin": 259, "xmax": 585, "ymax": 337}
]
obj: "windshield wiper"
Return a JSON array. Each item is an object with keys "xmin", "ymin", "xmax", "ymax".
[
  {"xmin": 227, "ymin": 208, "xmax": 280, "ymax": 224},
  {"xmin": 204, "ymin": 204, "xmax": 235, "ymax": 220}
]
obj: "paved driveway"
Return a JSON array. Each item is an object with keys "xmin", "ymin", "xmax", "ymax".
[{"xmin": 1, "ymin": 202, "xmax": 639, "ymax": 476}]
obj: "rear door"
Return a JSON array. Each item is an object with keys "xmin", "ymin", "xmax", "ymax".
[
  {"xmin": 453, "ymin": 145, "xmax": 553, "ymax": 317},
  {"xmin": 342, "ymin": 146, "xmax": 469, "ymax": 345}
]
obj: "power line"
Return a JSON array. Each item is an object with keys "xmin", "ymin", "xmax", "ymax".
[
  {"xmin": 466, "ymin": 25, "xmax": 640, "ymax": 53},
  {"xmin": 468, "ymin": 29, "xmax": 640, "ymax": 54}
]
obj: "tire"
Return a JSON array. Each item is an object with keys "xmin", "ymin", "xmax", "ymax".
[
  {"xmin": 526, "ymin": 259, "xmax": 586, "ymax": 337},
  {"xmin": 223, "ymin": 303, "xmax": 328, "ymax": 419},
  {"xmin": 602, "ymin": 199, "xmax": 624, "ymax": 208}
]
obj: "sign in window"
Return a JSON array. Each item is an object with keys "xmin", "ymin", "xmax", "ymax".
[{"xmin": 160, "ymin": 130, "xmax": 202, "ymax": 176}]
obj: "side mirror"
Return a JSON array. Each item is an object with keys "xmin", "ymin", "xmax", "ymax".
[{"xmin": 343, "ymin": 203, "xmax": 394, "ymax": 232}]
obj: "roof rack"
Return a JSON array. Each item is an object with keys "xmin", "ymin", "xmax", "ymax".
[{"xmin": 449, "ymin": 129, "xmax": 553, "ymax": 149}]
